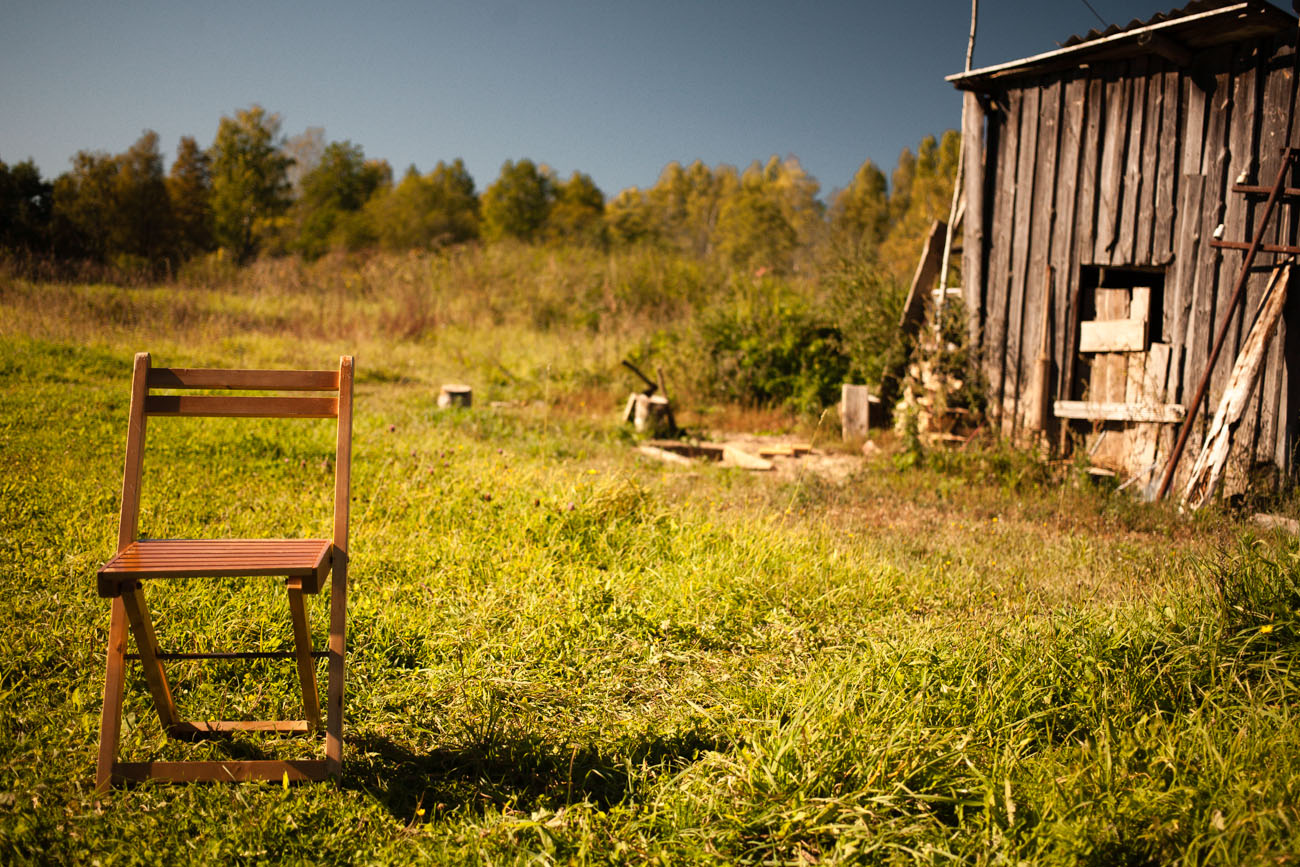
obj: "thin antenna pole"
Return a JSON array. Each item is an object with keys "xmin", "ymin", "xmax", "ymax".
[
  {"xmin": 965, "ymin": 0, "xmax": 978, "ymax": 70},
  {"xmin": 937, "ymin": 0, "xmax": 978, "ymax": 322}
]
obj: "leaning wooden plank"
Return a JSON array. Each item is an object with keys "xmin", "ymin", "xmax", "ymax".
[
  {"xmin": 1054, "ymin": 401, "xmax": 1185, "ymax": 423},
  {"xmin": 723, "ymin": 446, "xmax": 775, "ymax": 471},
  {"xmin": 1133, "ymin": 343, "xmax": 1173, "ymax": 482},
  {"xmin": 148, "ymin": 368, "xmax": 339, "ymax": 391},
  {"xmin": 1079, "ymin": 319, "xmax": 1148, "ymax": 353},
  {"xmin": 113, "ymin": 759, "xmax": 330, "ymax": 783},
  {"xmin": 1182, "ymin": 263, "xmax": 1291, "ymax": 509},
  {"xmin": 145, "ymin": 395, "xmax": 339, "ymax": 418},
  {"xmin": 1130, "ymin": 286, "xmax": 1151, "ymax": 323},
  {"xmin": 1093, "ymin": 289, "xmax": 1132, "ymax": 403},
  {"xmin": 899, "ymin": 220, "xmax": 947, "ymax": 334},
  {"xmin": 637, "ymin": 445, "xmax": 694, "ymax": 466},
  {"xmin": 1125, "ymin": 351, "xmax": 1147, "ymax": 404}
]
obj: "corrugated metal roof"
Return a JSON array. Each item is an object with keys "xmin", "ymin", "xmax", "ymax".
[
  {"xmin": 1060, "ymin": 0, "xmax": 1247, "ymax": 47},
  {"xmin": 948, "ymin": 0, "xmax": 1296, "ymax": 91}
]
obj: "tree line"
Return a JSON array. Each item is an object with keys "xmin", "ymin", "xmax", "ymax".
[{"xmin": 0, "ymin": 104, "xmax": 957, "ymax": 281}]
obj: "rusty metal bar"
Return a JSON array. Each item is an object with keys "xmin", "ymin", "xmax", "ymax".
[
  {"xmin": 1156, "ymin": 147, "xmax": 1298, "ymax": 500},
  {"xmin": 1209, "ymin": 240, "xmax": 1300, "ymax": 254}
]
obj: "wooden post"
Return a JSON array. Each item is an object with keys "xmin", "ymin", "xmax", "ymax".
[
  {"xmin": 1030, "ymin": 266, "xmax": 1054, "ymax": 431},
  {"xmin": 841, "ymin": 384, "xmax": 872, "ymax": 440}
]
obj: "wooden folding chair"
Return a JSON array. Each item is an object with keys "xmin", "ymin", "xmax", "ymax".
[{"xmin": 95, "ymin": 352, "xmax": 354, "ymax": 790}]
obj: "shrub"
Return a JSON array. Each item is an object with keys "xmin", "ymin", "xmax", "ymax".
[{"xmin": 696, "ymin": 279, "xmax": 850, "ymax": 415}]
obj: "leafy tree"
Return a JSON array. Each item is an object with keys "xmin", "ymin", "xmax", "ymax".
[
  {"xmin": 293, "ymin": 140, "xmax": 389, "ymax": 257},
  {"xmin": 830, "ymin": 158, "xmax": 889, "ymax": 253},
  {"xmin": 889, "ymin": 147, "xmax": 916, "ymax": 226},
  {"xmin": 647, "ymin": 160, "xmax": 738, "ymax": 256},
  {"xmin": 366, "ymin": 159, "xmax": 479, "ymax": 250},
  {"xmin": 283, "ymin": 126, "xmax": 325, "ymax": 197},
  {"xmin": 747, "ymin": 155, "xmax": 823, "ymax": 256},
  {"xmin": 546, "ymin": 171, "xmax": 604, "ymax": 245},
  {"xmin": 0, "ymin": 158, "xmax": 53, "ymax": 252},
  {"xmin": 605, "ymin": 188, "xmax": 658, "ymax": 246},
  {"xmin": 715, "ymin": 187, "xmax": 797, "ymax": 273},
  {"xmin": 481, "ymin": 159, "xmax": 553, "ymax": 242},
  {"xmin": 879, "ymin": 131, "xmax": 960, "ymax": 285},
  {"xmin": 167, "ymin": 136, "xmax": 213, "ymax": 259},
  {"xmin": 49, "ymin": 132, "xmax": 175, "ymax": 266},
  {"xmin": 110, "ymin": 130, "xmax": 172, "ymax": 263},
  {"xmin": 51, "ymin": 150, "xmax": 118, "ymax": 260},
  {"xmin": 208, "ymin": 105, "xmax": 292, "ymax": 262}
]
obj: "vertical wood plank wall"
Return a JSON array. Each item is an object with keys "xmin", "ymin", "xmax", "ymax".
[{"xmin": 967, "ymin": 33, "xmax": 1300, "ymax": 487}]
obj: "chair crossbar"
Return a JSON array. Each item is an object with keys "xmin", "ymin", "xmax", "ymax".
[
  {"xmin": 145, "ymin": 395, "xmax": 338, "ymax": 418},
  {"xmin": 147, "ymin": 368, "xmax": 340, "ymax": 391},
  {"xmin": 126, "ymin": 650, "xmax": 330, "ymax": 661}
]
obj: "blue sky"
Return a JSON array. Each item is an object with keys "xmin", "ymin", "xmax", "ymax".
[{"xmin": 1, "ymin": 0, "xmax": 1188, "ymax": 199}]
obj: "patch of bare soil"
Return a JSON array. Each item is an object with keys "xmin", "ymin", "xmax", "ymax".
[
  {"xmin": 639, "ymin": 432, "xmax": 864, "ymax": 483},
  {"xmin": 715, "ymin": 433, "xmax": 863, "ymax": 483}
]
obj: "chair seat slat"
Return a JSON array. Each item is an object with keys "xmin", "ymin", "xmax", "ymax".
[{"xmin": 100, "ymin": 539, "xmax": 331, "ymax": 580}]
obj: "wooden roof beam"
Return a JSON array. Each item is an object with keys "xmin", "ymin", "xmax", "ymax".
[
  {"xmin": 947, "ymin": 1, "xmax": 1294, "ymax": 91},
  {"xmin": 1137, "ymin": 31, "xmax": 1193, "ymax": 67}
]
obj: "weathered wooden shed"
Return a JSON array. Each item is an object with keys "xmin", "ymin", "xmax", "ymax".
[{"xmin": 950, "ymin": 0, "xmax": 1300, "ymax": 498}]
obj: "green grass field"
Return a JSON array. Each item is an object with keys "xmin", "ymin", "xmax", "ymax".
[{"xmin": 2, "ymin": 260, "xmax": 1299, "ymax": 864}]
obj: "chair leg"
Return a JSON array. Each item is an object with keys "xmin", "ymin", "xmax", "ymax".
[
  {"xmin": 286, "ymin": 578, "xmax": 322, "ymax": 730},
  {"xmin": 120, "ymin": 583, "xmax": 179, "ymax": 731},
  {"xmin": 324, "ymin": 556, "xmax": 347, "ymax": 777},
  {"xmin": 96, "ymin": 597, "xmax": 129, "ymax": 793}
]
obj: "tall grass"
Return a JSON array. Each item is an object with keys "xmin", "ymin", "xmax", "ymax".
[
  {"xmin": 1, "ymin": 245, "xmax": 907, "ymax": 422},
  {"xmin": 1, "ymin": 270, "xmax": 1297, "ymax": 864}
]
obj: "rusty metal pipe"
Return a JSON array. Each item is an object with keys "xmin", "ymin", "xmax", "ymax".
[{"xmin": 1155, "ymin": 147, "xmax": 1296, "ymax": 501}]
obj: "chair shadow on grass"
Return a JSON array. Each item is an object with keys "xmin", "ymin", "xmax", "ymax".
[{"xmin": 344, "ymin": 725, "xmax": 728, "ymax": 825}]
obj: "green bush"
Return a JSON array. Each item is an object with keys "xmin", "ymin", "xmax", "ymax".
[{"xmin": 697, "ymin": 280, "xmax": 850, "ymax": 415}]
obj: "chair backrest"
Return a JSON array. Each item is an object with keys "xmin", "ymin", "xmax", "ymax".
[{"xmin": 115, "ymin": 352, "xmax": 354, "ymax": 555}]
